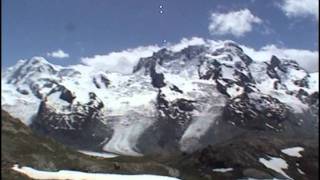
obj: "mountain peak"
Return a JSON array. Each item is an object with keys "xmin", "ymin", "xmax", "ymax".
[
  {"xmin": 4, "ymin": 56, "xmax": 58, "ymax": 85},
  {"xmin": 28, "ymin": 56, "xmax": 50, "ymax": 64}
]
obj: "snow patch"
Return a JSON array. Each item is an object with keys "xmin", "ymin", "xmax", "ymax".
[
  {"xmin": 297, "ymin": 168, "xmax": 305, "ymax": 175},
  {"xmin": 78, "ymin": 150, "xmax": 119, "ymax": 158},
  {"xmin": 259, "ymin": 156, "xmax": 292, "ymax": 179},
  {"xmin": 12, "ymin": 165, "xmax": 181, "ymax": 180},
  {"xmin": 308, "ymin": 72, "xmax": 319, "ymax": 92},
  {"xmin": 212, "ymin": 168, "xmax": 233, "ymax": 172},
  {"xmin": 265, "ymin": 123, "xmax": 276, "ymax": 130},
  {"xmin": 281, "ymin": 147, "xmax": 304, "ymax": 158}
]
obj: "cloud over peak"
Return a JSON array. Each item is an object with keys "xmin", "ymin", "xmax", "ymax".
[
  {"xmin": 81, "ymin": 45, "xmax": 160, "ymax": 74},
  {"xmin": 81, "ymin": 37, "xmax": 206, "ymax": 74},
  {"xmin": 208, "ymin": 9, "xmax": 262, "ymax": 37},
  {"xmin": 242, "ymin": 44, "xmax": 319, "ymax": 72},
  {"xmin": 47, "ymin": 49, "xmax": 70, "ymax": 59},
  {"xmin": 81, "ymin": 37, "xmax": 318, "ymax": 74}
]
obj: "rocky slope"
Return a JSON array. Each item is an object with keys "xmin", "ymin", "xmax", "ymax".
[
  {"xmin": 2, "ymin": 110, "xmax": 318, "ymax": 180},
  {"xmin": 2, "ymin": 40, "xmax": 319, "ymax": 158},
  {"xmin": 178, "ymin": 132, "xmax": 319, "ymax": 180}
]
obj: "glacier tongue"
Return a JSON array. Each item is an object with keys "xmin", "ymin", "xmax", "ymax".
[
  {"xmin": 179, "ymin": 82, "xmax": 226, "ymax": 152},
  {"xmin": 103, "ymin": 109, "xmax": 158, "ymax": 156}
]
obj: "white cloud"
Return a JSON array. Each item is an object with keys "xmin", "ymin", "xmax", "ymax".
[
  {"xmin": 168, "ymin": 37, "xmax": 206, "ymax": 52},
  {"xmin": 242, "ymin": 44, "xmax": 319, "ymax": 72},
  {"xmin": 81, "ymin": 45, "xmax": 161, "ymax": 74},
  {"xmin": 208, "ymin": 9, "xmax": 262, "ymax": 37},
  {"xmin": 47, "ymin": 49, "xmax": 70, "ymax": 59},
  {"xmin": 279, "ymin": 0, "xmax": 319, "ymax": 20}
]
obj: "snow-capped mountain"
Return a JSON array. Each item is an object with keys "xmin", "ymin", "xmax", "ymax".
[{"xmin": 2, "ymin": 39, "xmax": 319, "ymax": 156}]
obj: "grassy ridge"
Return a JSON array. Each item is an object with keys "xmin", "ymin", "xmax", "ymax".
[{"xmin": 1, "ymin": 110, "xmax": 177, "ymax": 179}]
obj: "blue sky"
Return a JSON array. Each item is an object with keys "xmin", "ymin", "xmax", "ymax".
[{"xmin": 2, "ymin": 0, "xmax": 319, "ymax": 68}]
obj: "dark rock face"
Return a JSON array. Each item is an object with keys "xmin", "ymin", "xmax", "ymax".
[
  {"xmin": 264, "ymin": 55, "xmax": 287, "ymax": 81},
  {"xmin": 93, "ymin": 75, "xmax": 110, "ymax": 89},
  {"xmin": 308, "ymin": 92, "xmax": 319, "ymax": 105},
  {"xmin": 133, "ymin": 57, "xmax": 153, "ymax": 74},
  {"xmin": 223, "ymin": 93, "xmax": 288, "ymax": 131},
  {"xmin": 133, "ymin": 49, "xmax": 170, "ymax": 74},
  {"xmin": 136, "ymin": 91, "xmax": 196, "ymax": 155},
  {"xmin": 179, "ymin": 45, "xmax": 208, "ymax": 60},
  {"xmin": 16, "ymin": 88, "xmax": 29, "ymax": 95},
  {"xmin": 234, "ymin": 69, "xmax": 254, "ymax": 84},
  {"xmin": 31, "ymin": 91, "xmax": 111, "ymax": 150},
  {"xmin": 100, "ymin": 75, "xmax": 110, "ymax": 87},
  {"xmin": 93, "ymin": 75, "xmax": 111, "ymax": 89},
  {"xmin": 179, "ymin": 133, "xmax": 319, "ymax": 180},
  {"xmin": 239, "ymin": 54, "xmax": 253, "ymax": 65},
  {"xmin": 93, "ymin": 77, "xmax": 100, "ymax": 89},
  {"xmin": 170, "ymin": 85, "xmax": 183, "ymax": 94},
  {"xmin": 174, "ymin": 99, "xmax": 196, "ymax": 112},
  {"xmin": 307, "ymin": 92, "xmax": 319, "ymax": 118},
  {"xmin": 177, "ymin": 131, "xmax": 319, "ymax": 180},
  {"xmin": 266, "ymin": 63, "xmax": 281, "ymax": 80},
  {"xmin": 150, "ymin": 66, "xmax": 166, "ymax": 88},
  {"xmin": 155, "ymin": 91, "xmax": 194, "ymax": 147},
  {"xmin": 270, "ymin": 55, "xmax": 281, "ymax": 68},
  {"xmin": 294, "ymin": 77, "xmax": 309, "ymax": 88},
  {"xmin": 154, "ymin": 48, "xmax": 177, "ymax": 64},
  {"xmin": 215, "ymin": 80, "xmax": 229, "ymax": 97},
  {"xmin": 242, "ymin": 168, "xmax": 273, "ymax": 179},
  {"xmin": 59, "ymin": 88, "xmax": 75, "ymax": 103}
]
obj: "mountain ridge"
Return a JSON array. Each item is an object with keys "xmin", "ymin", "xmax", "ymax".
[{"xmin": 2, "ymin": 39, "xmax": 318, "ymax": 157}]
